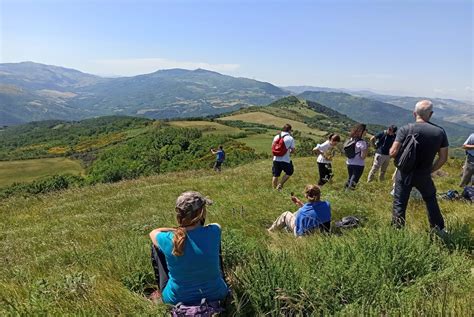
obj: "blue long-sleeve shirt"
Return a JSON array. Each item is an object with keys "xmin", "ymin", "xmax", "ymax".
[{"xmin": 295, "ymin": 201, "xmax": 331, "ymax": 236}]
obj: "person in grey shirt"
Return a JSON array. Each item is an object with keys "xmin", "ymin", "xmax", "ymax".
[
  {"xmin": 389, "ymin": 100, "xmax": 448, "ymax": 230},
  {"xmin": 460, "ymin": 133, "xmax": 474, "ymax": 187}
]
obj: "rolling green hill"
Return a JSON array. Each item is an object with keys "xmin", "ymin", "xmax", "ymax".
[
  {"xmin": 298, "ymin": 91, "xmax": 471, "ymax": 145},
  {"xmin": 0, "ymin": 97, "xmax": 355, "ymax": 188},
  {"xmin": 0, "ymin": 96, "xmax": 472, "ymax": 315},
  {"xmin": 0, "ymin": 156, "xmax": 472, "ymax": 315}
]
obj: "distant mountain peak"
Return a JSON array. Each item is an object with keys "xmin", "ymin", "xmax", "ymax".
[{"xmin": 193, "ymin": 68, "xmax": 222, "ymax": 75}]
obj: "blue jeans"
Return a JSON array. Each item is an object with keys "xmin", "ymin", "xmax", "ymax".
[{"xmin": 392, "ymin": 170, "xmax": 445, "ymax": 230}]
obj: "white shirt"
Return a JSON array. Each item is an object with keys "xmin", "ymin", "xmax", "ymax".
[
  {"xmin": 272, "ymin": 132, "xmax": 295, "ymax": 163},
  {"xmin": 313, "ymin": 140, "xmax": 333, "ymax": 164}
]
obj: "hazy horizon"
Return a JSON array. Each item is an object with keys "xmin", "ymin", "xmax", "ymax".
[{"xmin": 1, "ymin": 0, "xmax": 472, "ymax": 101}]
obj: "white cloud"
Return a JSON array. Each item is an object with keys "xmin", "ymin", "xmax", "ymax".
[
  {"xmin": 86, "ymin": 57, "xmax": 240, "ymax": 77},
  {"xmin": 466, "ymin": 86, "xmax": 474, "ymax": 93}
]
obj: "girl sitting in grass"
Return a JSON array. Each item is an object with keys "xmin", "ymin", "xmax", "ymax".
[
  {"xmin": 149, "ymin": 191, "xmax": 228, "ymax": 305},
  {"xmin": 267, "ymin": 184, "xmax": 331, "ymax": 236}
]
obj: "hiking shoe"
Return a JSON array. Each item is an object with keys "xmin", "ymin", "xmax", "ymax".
[{"xmin": 149, "ymin": 290, "xmax": 162, "ymax": 304}]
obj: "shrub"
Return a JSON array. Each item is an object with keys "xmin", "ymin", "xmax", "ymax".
[{"xmin": 0, "ymin": 174, "xmax": 85, "ymax": 199}]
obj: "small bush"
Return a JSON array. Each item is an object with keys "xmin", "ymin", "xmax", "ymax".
[{"xmin": 0, "ymin": 174, "xmax": 85, "ymax": 199}]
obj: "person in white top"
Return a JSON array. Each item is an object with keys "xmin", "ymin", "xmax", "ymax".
[
  {"xmin": 272, "ymin": 124, "xmax": 296, "ymax": 190},
  {"xmin": 312, "ymin": 133, "xmax": 341, "ymax": 186}
]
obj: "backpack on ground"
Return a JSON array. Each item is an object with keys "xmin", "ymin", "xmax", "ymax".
[
  {"xmin": 395, "ymin": 124, "xmax": 418, "ymax": 173},
  {"xmin": 171, "ymin": 298, "xmax": 224, "ymax": 317},
  {"xmin": 343, "ymin": 138, "xmax": 358, "ymax": 159},
  {"xmin": 439, "ymin": 190, "xmax": 460, "ymax": 201},
  {"xmin": 462, "ymin": 186, "xmax": 474, "ymax": 202},
  {"xmin": 335, "ymin": 216, "xmax": 361, "ymax": 229},
  {"xmin": 272, "ymin": 133, "xmax": 288, "ymax": 156}
]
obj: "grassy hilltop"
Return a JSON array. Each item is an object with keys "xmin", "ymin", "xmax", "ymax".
[
  {"xmin": 0, "ymin": 96, "xmax": 473, "ymax": 315},
  {"xmin": 0, "ymin": 156, "xmax": 473, "ymax": 315}
]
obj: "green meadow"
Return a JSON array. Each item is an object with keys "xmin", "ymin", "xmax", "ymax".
[
  {"xmin": 1, "ymin": 156, "xmax": 472, "ymax": 315},
  {"xmin": 0, "ymin": 98, "xmax": 472, "ymax": 315},
  {"xmin": 167, "ymin": 120, "xmax": 242, "ymax": 136},
  {"xmin": 0, "ymin": 157, "xmax": 84, "ymax": 188},
  {"xmin": 218, "ymin": 111, "xmax": 327, "ymax": 138}
]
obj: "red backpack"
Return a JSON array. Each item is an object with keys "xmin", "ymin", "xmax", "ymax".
[{"xmin": 272, "ymin": 133, "xmax": 289, "ymax": 156}]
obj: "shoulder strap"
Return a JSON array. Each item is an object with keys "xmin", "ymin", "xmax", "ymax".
[{"xmin": 408, "ymin": 123, "xmax": 415, "ymax": 135}]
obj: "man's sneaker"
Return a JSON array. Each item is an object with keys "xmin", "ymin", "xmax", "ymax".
[{"xmin": 276, "ymin": 184, "xmax": 283, "ymax": 191}]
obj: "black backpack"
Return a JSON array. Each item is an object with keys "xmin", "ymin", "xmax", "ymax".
[
  {"xmin": 462, "ymin": 186, "xmax": 474, "ymax": 202},
  {"xmin": 336, "ymin": 216, "xmax": 361, "ymax": 228},
  {"xmin": 395, "ymin": 124, "xmax": 419, "ymax": 173},
  {"xmin": 343, "ymin": 138, "xmax": 358, "ymax": 159}
]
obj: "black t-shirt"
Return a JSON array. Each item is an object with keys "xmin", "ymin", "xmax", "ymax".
[
  {"xmin": 395, "ymin": 122, "xmax": 449, "ymax": 172},
  {"xmin": 375, "ymin": 131, "xmax": 396, "ymax": 155}
]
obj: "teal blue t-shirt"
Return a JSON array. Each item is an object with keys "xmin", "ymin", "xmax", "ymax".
[{"xmin": 157, "ymin": 224, "xmax": 229, "ymax": 305}]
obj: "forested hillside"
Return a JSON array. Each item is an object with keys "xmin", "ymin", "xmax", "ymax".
[
  {"xmin": 299, "ymin": 91, "xmax": 471, "ymax": 145},
  {"xmin": 0, "ymin": 97, "xmax": 357, "ymax": 197}
]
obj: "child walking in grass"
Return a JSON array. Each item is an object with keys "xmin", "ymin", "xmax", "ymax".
[
  {"xmin": 313, "ymin": 133, "xmax": 341, "ymax": 186},
  {"xmin": 268, "ymin": 184, "xmax": 331, "ymax": 236}
]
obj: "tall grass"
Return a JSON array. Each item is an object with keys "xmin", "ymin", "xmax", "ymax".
[
  {"xmin": 0, "ymin": 157, "xmax": 472, "ymax": 315},
  {"xmin": 231, "ymin": 228, "xmax": 472, "ymax": 315}
]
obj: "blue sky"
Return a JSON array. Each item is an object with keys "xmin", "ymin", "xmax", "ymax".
[{"xmin": 1, "ymin": 0, "xmax": 472, "ymax": 101}]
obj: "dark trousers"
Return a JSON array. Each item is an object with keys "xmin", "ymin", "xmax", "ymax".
[
  {"xmin": 151, "ymin": 245, "xmax": 169, "ymax": 291},
  {"xmin": 214, "ymin": 160, "xmax": 223, "ymax": 171},
  {"xmin": 346, "ymin": 165, "xmax": 365, "ymax": 188},
  {"xmin": 392, "ymin": 170, "xmax": 445, "ymax": 230},
  {"xmin": 317, "ymin": 162, "xmax": 333, "ymax": 186}
]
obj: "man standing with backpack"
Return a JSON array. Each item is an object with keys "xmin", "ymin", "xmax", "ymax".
[
  {"xmin": 367, "ymin": 125, "xmax": 397, "ymax": 182},
  {"xmin": 389, "ymin": 100, "xmax": 449, "ymax": 231},
  {"xmin": 272, "ymin": 124, "xmax": 295, "ymax": 190}
]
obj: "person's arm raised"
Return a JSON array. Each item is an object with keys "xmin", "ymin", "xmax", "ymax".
[
  {"xmin": 312, "ymin": 147, "xmax": 322, "ymax": 155},
  {"xmin": 370, "ymin": 135, "xmax": 376, "ymax": 146},
  {"xmin": 291, "ymin": 196, "xmax": 304, "ymax": 207},
  {"xmin": 432, "ymin": 147, "xmax": 448, "ymax": 172},
  {"xmin": 149, "ymin": 227, "xmax": 176, "ymax": 247}
]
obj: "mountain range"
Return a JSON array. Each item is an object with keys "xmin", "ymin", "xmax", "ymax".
[
  {"xmin": 285, "ymin": 85, "xmax": 474, "ymax": 127},
  {"xmin": 0, "ymin": 62, "xmax": 472, "ymax": 145},
  {"xmin": 0, "ymin": 62, "xmax": 287, "ymax": 125}
]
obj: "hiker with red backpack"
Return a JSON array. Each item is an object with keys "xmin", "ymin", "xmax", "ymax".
[
  {"xmin": 389, "ymin": 100, "xmax": 448, "ymax": 231},
  {"xmin": 343, "ymin": 124, "xmax": 369, "ymax": 190},
  {"xmin": 148, "ymin": 191, "xmax": 229, "ymax": 312},
  {"xmin": 272, "ymin": 124, "xmax": 296, "ymax": 190}
]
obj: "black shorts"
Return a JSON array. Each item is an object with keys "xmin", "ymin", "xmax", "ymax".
[{"xmin": 272, "ymin": 161, "xmax": 294, "ymax": 177}]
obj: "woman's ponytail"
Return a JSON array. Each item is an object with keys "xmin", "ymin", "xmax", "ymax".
[{"xmin": 172, "ymin": 227, "xmax": 187, "ymax": 256}]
